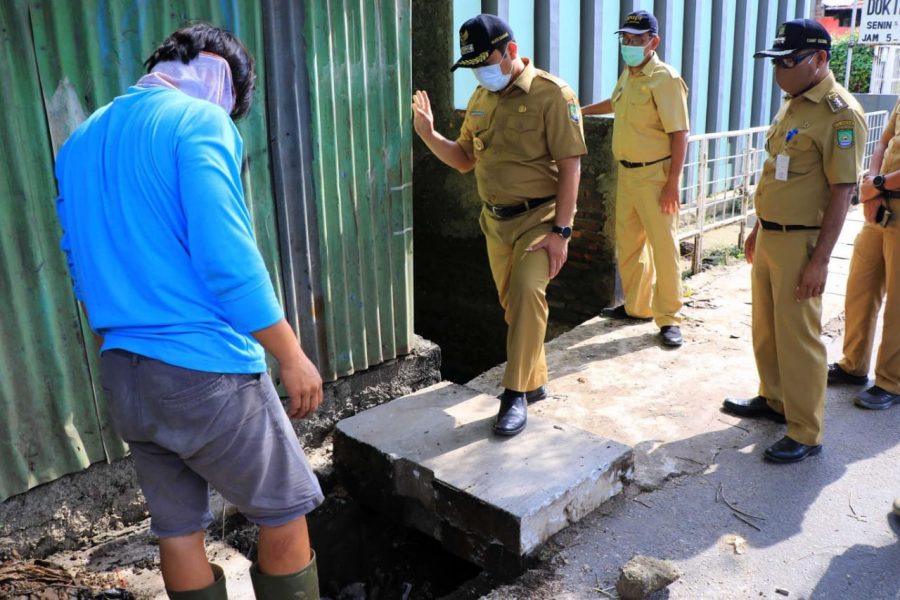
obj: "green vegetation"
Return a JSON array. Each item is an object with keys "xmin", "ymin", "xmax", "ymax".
[
  {"xmin": 680, "ymin": 243, "xmax": 745, "ymax": 280},
  {"xmin": 703, "ymin": 244, "xmax": 744, "ymax": 268},
  {"xmin": 830, "ymin": 35, "xmax": 875, "ymax": 93}
]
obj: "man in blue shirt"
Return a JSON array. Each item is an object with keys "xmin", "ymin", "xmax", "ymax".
[{"xmin": 55, "ymin": 24, "xmax": 322, "ymax": 599}]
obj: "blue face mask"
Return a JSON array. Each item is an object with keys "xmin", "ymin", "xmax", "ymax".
[
  {"xmin": 621, "ymin": 42, "xmax": 650, "ymax": 67},
  {"xmin": 474, "ymin": 52, "xmax": 511, "ymax": 92}
]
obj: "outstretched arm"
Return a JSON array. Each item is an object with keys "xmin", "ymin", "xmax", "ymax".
[
  {"xmin": 581, "ymin": 98, "xmax": 613, "ymax": 116},
  {"xmin": 412, "ymin": 90, "xmax": 476, "ymax": 173}
]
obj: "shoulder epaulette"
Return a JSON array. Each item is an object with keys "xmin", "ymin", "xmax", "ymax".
[
  {"xmin": 826, "ymin": 91, "xmax": 849, "ymax": 113},
  {"xmin": 534, "ymin": 69, "xmax": 568, "ymax": 89}
]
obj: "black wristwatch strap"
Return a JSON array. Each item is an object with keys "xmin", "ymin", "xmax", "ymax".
[
  {"xmin": 552, "ymin": 225, "xmax": 572, "ymax": 239},
  {"xmin": 874, "ymin": 174, "xmax": 887, "ymax": 192}
]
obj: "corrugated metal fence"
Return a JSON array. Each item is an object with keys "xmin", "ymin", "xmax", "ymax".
[
  {"xmin": 0, "ymin": 1, "xmax": 127, "ymax": 499},
  {"xmin": 301, "ymin": 0, "xmax": 414, "ymax": 378},
  {"xmin": 261, "ymin": 0, "xmax": 414, "ymax": 380},
  {"xmin": 453, "ymin": 0, "xmax": 814, "ymax": 133},
  {"xmin": 0, "ymin": 0, "xmax": 413, "ymax": 501}
]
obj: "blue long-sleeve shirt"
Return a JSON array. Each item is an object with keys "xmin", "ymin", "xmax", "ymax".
[{"xmin": 55, "ymin": 86, "xmax": 282, "ymax": 373}]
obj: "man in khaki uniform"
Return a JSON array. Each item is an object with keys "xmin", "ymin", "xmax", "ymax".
[
  {"xmin": 827, "ymin": 97, "xmax": 900, "ymax": 411},
  {"xmin": 582, "ymin": 10, "xmax": 689, "ymax": 348},
  {"xmin": 722, "ymin": 20, "xmax": 867, "ymax": 463},
  {"xmin": 412, "ymin": 14, "xmax": 586, "ymax": 436}
]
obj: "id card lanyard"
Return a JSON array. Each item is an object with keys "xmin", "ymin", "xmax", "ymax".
[{"xmin": 775, "ymin": 128, "xmax": 799, "ymax": 181}]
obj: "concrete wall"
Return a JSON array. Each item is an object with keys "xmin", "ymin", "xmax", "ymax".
[
  {"xmin": 854, "ymin": 93, "xmax": 899, "ymax": 115},
  {"xmin": 411, "ymin": 0, "xmax": 619, "ymax": 381},
  {"xmin": 0, "ymin": 337, "xmax": 440, "ymax": 558}
]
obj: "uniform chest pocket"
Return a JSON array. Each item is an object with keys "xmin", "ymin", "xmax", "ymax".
[
  {"xmin": 470, "ymin": 122, "xmax": 492, "ymax": 156},
  {"xmin": 628, "ymin": 90, "xmax": 656, "ymax": 121},
  {"xmin": 630, "ymin": 90, "xmax": 653, "ymax": 106},
  {"xmin": 786, "ymin": 134, "xmax": 819, "ymax": 175},
  {"xmin": 503, "ymin": 114, "xmax": 542, "ymax": 155},
  {"xmin": 508, "ymin": 114, "xmax": 539, "ymax": 133}
]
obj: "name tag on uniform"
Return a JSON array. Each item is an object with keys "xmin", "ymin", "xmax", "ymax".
[{"xmin": 775, "ymin": 154, "xmax": 790, "ymax": 181}]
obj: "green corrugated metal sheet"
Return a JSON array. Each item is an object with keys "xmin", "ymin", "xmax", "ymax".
[
  {"xmin": 1, "ymin": 0, "xmax": 417, "ymax": 499},
  {"xmin": 0, "ymin": 0, "xmax": 279, "ymax": 501},
  {"xmin": 27, "ymin": 0, "xmax": 281, "ymax": 295},
  {"xmin": 304, "ymin": 0, "xmax": 413, "ymax": 378},
  {"xmin": 0, "ymin": 1, "xmax": 124, "ymax": 501}
]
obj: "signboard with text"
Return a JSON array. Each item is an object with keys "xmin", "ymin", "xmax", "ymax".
[{"xmin": 861, "ymin": 0, "xmax": 900, "ymax": 44}]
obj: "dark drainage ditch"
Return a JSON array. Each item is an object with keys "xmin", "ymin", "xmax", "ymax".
[{"xmin": 209, "ymin": 482, "xmax": 497, "ymax": 599}]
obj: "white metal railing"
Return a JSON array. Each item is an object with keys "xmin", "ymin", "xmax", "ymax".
[
  {"xmin": 870, "ymin": 46, "xmax": 900, "ymax": 95},
  {"xmin": 678, "ymin": 110, "xmax": 889, "ymax": 274}
]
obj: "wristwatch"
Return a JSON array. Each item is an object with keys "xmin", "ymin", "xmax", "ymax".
[
  {"xmin": 552, "ymin": 225, "xmax": 573, "ymax": 239},
  {"xmin": 873, "ymin": 174, "xmax": 888, "ymax": 192}
]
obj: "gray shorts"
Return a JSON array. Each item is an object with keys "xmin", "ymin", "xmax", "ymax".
[{"xmin": 100, "ymin": 350, "xmax": 324, "ymax": 538}]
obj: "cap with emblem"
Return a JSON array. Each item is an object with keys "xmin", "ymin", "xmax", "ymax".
[
  {"xmin": 451, "ymin": 14, "xmax": 515, "ymax": 72},
  {"xmin": 615, "ymin": 10, "xmax": 658, "ymax": 36},
  {"xmin": 754, "ymin": 18, "xmax": 831, "ymax": 58}
]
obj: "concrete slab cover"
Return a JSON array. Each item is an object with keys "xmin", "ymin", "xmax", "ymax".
[{"xmin": 335, "ymin": 382, "xmax": 632, "ymax": 567}]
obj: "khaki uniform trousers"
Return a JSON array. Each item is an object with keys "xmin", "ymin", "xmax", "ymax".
[
  {"xmin": 479, "ymin": 202, "xmax": 555, "ymax": 392},
  {"xmin": 838, "ymin": 217, "xmax": 900, "ymax": 394},
  {"xmin": 615, "ymin": 161, "xmax": 683, "ymax": 326},
  {"xmin": 752, "ymin": 229, "xmax": 826, "ymax": 446}
]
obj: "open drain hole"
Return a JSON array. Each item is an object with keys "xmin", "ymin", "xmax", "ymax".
[{"xmin": 209, "ymin": 485, "xmax": 485, "ymax": 599}]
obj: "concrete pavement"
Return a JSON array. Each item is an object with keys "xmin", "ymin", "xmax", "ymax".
[{"xmin": 461, "ymin": 207, "xmax": 900, "ymax": 599}]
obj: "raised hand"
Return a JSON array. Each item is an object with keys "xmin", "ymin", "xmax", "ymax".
[{"xmin": 412, "ymin": 90, "xmax": 435, "ymax": 139}]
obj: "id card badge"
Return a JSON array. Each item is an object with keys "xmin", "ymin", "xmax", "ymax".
[{"xmin": 775, "ymin": 154, "xmax": 790, "ymax": 181}]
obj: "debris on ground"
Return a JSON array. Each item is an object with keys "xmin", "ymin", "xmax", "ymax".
[
  {"xmin": 337, "ymin": 581, "xmax": 367, "ymax": 599},
  {"xmin": 726, "ymin": 535, "xmax": 747, "ymax": 555},
  {"xmin": 615, "ymin": 554, "xmax": 681, "ymax": 599},
  {"xmin": 0, "ymin": 557, "xmax": 134, "ymax": 599},
  {"xmin": 716, "ymin": 484, "xmax": 766, "ymax": 531}
]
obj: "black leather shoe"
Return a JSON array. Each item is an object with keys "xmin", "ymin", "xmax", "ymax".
[
  {"xmin": 855, "ymin": 385, "xmax": 899, "ymax": 410},
  {"xmin": 526, "ymin": 386, "xmax": 547, "ymax": 403},
  {"xmin": 496, "ymin": 386, "xmax": 547, "ymax": 403},
  {"xmin": 764, "ymin": 436, "xmax": 822, "ymax": 463},
  {"xmin": 721, "ymin": 396, "xmax": 787, "ymax": 424},
  {"xmin": 493, "ymin": 391, "xmax": 527, "ymax": 436},
  {"xmin": 659, "ymin": 326, "xmax": 683, "ymax": 347},
  {"xmin": 600, "ymin": 305, "xmax": 652, "ymax": 322},
  {"xmin": 827, "ymin": 363, "xmax": 868, "ymax": 385}
]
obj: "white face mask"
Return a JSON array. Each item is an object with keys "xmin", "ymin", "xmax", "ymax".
[{"xmin": 474, "ymin": 52, "xmax": 511, "ymax": 92}]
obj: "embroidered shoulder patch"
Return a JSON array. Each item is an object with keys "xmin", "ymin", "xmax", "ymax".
[
  {"xmin": 826, "ymin": 92, "xmax": 848, "ymax": 113},
  {"xmin": 832, "ymin": 119, "xmax": 853, "ymax": 129},
  {"xmin": 568, "ymin": 104, "xmax": 580, "ymax": 123},
  {"xmin": 836, "ymin": 128, "xmax": 854, "ymax": 148}
]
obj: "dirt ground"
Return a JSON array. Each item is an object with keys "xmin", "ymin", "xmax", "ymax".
[{"xmin": 6, "ymin": 211, "xmax": 892, "ymax": 600}]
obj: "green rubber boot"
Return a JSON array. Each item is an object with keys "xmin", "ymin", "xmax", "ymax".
[
  {"xmin": 249, "ymin": 551, "xmax": 319, "ymax": 599},
  {"xmin": 166, "ymin": 563, "xmax": 228, "ymax": 599}
]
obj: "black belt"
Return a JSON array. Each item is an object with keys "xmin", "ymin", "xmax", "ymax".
[
  {"xmin": 484, "ymin": 195, "xmax": 555, "ymax": 219},
  {"xmin": 619, "ymin": 156, "xmax": 671, "ymax": 169},
  {"xmin": 759, "ymin": 218, "xmax": 820, "ymax": 232}
]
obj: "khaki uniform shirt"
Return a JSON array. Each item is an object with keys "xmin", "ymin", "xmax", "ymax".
[
  {"xmin": 755, "ymin": 73, "xmax": 866, "ymax": 226},
  {"xmin": 457, "ymin": 59, "xmax": 587, "ymax": 206},
  {"xmin": 880, "ymin": 98, "xmax": 900, "ymax": 174},
  {"xmin": 610, "ymin": 53, "xmax": 690, "ymax": 163}
]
